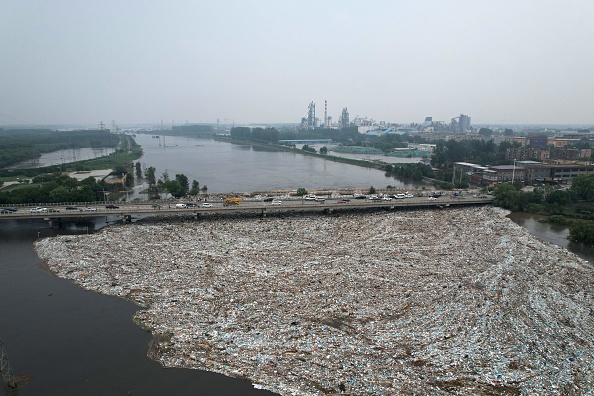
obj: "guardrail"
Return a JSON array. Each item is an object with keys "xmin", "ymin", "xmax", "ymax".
[{"xmin": 0, "ymin": 197, "xmax": 495, "ymax": 221}]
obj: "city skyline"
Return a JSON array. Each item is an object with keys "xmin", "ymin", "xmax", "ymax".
[{"xmin": 1, "ymin": 0, "xmax": 594, "ymax": 126}]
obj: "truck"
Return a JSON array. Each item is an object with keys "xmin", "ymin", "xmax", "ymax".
[{"xmin": 224, "ymin": 197, "xmax": 243, "ymax": 206}]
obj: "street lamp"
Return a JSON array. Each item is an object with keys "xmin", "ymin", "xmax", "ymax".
[{"xmin": 512, "ymin": 159, "xmax": 517, "ymax": 184}]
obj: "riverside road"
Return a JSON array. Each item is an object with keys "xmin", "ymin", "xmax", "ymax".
[{"xmin": 0, "ymin": 195, "xmax": 494, "ymax": 221}]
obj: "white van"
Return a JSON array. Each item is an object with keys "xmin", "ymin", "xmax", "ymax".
[{"xmin": 175, "ymin": 203, "xmax": 187, "ymax": 209}]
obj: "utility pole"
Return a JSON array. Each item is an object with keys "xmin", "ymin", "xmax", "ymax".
[{"xmin": 0, "ymin": 336, "xmax": 17, "ymax": 391}]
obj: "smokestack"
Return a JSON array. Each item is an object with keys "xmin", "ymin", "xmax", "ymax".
[{"xmin": 324, "ymin": 100, "xmax": 327, "ymax": 128}]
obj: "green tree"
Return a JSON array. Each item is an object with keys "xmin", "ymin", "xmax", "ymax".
[
  {"xmin": 163, "ymin": 180, "xmax": 183, "ymax": 198},
  {"xmin": 145, "ymin": 167, "xmax": 156, "ymax": 186},
  {"xmin": 570, "ymin": 174, "xmax": 594, "ymax": 201},
  {"xmin": 493, "ymin": 183, "xmax": 521, "ymax": 211},
  {"xmin": 135, "ymin": 162, "xmax": 142, "ymax": 180},
  {"xmin": 230, "ymin": 127, "xmax": 251, "ymax": 140},
  {"xmin": 431, "ymin": 142, "xmax": 447, "ymax": 168},
  {"xmin": 569, "ymin": 220, "xmax": 594, "ymax": 245},
  {"xmin": 478, "ymin": 128, "xmax": 493, "ymax": 137},
  {"xmin": 546, "ymin": 190, "xmax": 572, "ymax": 206},
  {"xmin": 189, "ymin": 180, "xmax": 199, "ymax": 195},
  {"xmin": 49, "ymin": 186, "xmax": 71, "ymax": 202},
  {"xmin": 175, "ymin": 173, "xmax": 189, "ymax": 195},
  {"xmin": 125, "ymin": 171, "xmax": 134, "ymax": 188},
  {"xmin": 368, "ymin": 186, "xmax": 377, "ymax": 194},
  {"xmin": 296, "ymin": 188, "xmax": 308, "ymax": 196}
]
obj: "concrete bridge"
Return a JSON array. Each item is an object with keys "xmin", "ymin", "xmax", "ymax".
[{"xmin": 0, "ymin": 195, "xmax": 494, "ymax": 224}]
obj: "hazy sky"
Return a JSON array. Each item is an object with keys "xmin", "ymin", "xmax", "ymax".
[{"xmin": 1, "ymin": 0, "xmax": 593, "ymax": 126}]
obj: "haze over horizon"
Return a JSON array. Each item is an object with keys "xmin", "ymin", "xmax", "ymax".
[{"xmin": 1, "ymin": 1, "xmax": 593, "ymax": 127}]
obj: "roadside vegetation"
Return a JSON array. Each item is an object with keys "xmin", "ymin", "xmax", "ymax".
[{"xmin": 141, "ymin": 166, "xmax": 204, "ymax": 200}]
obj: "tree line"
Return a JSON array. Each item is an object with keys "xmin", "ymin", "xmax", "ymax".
[
  {"xmin": 0, "ymin": 170, "xmax": 132, "ymax": 204},
  {"xmin": 142, "ymin": 165, "xmax": 205, "ymax": 200},
  {"xmin": 0, "ymin": 129, "xmax": 119, "ymax": 169}
]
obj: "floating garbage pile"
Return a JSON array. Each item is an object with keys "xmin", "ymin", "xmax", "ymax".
[{"xmin": 34, "ymin": 207, "xmax": 594, "ymax": 395}]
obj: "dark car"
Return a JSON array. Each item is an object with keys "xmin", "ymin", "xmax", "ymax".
[
  {"xmin": 262, "ymin": 197, "xmax": 274, "ymax": 202},
  {"xmin": 65, "ymin": 206, "xmax": 78, "ymax": 211},
  {"xmin": 185, "ymin": 202, "xmax": 198, "ymax": 207},
  {"xmin": 0, "ymin": 209, "xmax": 13, "ymax": 214},
  {"xmin": 4, "ymin": 207, "xmax": 17, "ymax": 212},
  {"xmin": 47, "ymin": 208, "xmax": 60, "ymax": 213},
  {"xmin": 105, "ymin": 204, "xmax": 119, "ymax": 209}
]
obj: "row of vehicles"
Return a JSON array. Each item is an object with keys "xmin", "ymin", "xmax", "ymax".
[
  {"xmin": 303, "ymin": 194, "xmax": 325, "ymax": 202},
  {"xmin": 174, "ymin": 203, "xmax": 213, "ymax": 209},
  {"xmin": 29, "ymin": 206, "xmax": 98, "ymax": 213},
  {"xmin": 365, "ymin": 192, "xmax": 415, "ymax": 201}
]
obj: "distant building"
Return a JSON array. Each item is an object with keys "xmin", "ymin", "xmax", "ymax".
[
  {"xmin": 340, "ymin": 108, "xmax": 349, "ymax": 128},
  {"xmin": 488, "ymin": 165, "xmax": 525, "ymax": 183},
  {"xmin": 450, "ymin": 114, "xmax": 471, "ymax": 133},
  {"xmin": 506, "ymin": 147, "xmax": 591, "ymax": 162},
  {"xmin": 524, "ymin": 164, "xmax": 594, "ymax": 184},
  {"xmin": 527, "ymin": 136, "xmax": 548, "ymax": 148},
  {"xmin": 409, "ymin": 143, "xmax": 437, "ymax": 153}
]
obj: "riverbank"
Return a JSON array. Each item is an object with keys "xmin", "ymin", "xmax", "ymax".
[
  {"xmin": 35, "ymin": 206, "xmax": 594, "ymax": 395},
  {"xmin": 213, "ymin": 136, "xmax": 389, "ymax": 170},
  {"xmin": 0, "ymin": 135, "xmax": 141, "ymax": 186}
]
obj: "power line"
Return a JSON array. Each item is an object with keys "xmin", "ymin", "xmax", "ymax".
[{"xmin": 0, "ymin": 112, "xmax": 29, "ymax": 124}]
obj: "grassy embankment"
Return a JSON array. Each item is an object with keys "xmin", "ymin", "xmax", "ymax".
[{"xmin": 213, "ymin": 135, "xmax": 389, "ymax": 171}]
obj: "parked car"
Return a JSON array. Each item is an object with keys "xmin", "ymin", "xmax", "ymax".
[
  {"xmin": 201, "ymin": 203, "xmax": 213, "ymax": 208},
  {"xmin": 271, "ymin": 200, "xmax": 282, "ymax": 206},
  {"xmin": 105, "ymin": 204, "xmax": 119, "ymax": 209},
  {"xmin": 83, "ymin": 207, "xmax": 97, "ymax": 211}
]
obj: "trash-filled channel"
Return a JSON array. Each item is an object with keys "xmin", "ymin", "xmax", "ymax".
[{"xmin": 34, "ymin": 206, "xmax": 594, "ymax": 395}]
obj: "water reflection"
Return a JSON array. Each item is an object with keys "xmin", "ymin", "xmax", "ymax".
[
  {"xmin": 131, "ymin": 134, "xmax": 423, "ymax": 195},
  {"xmin": 6, "ymin": 147, "xmax": 116, "ymax": 169}
]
